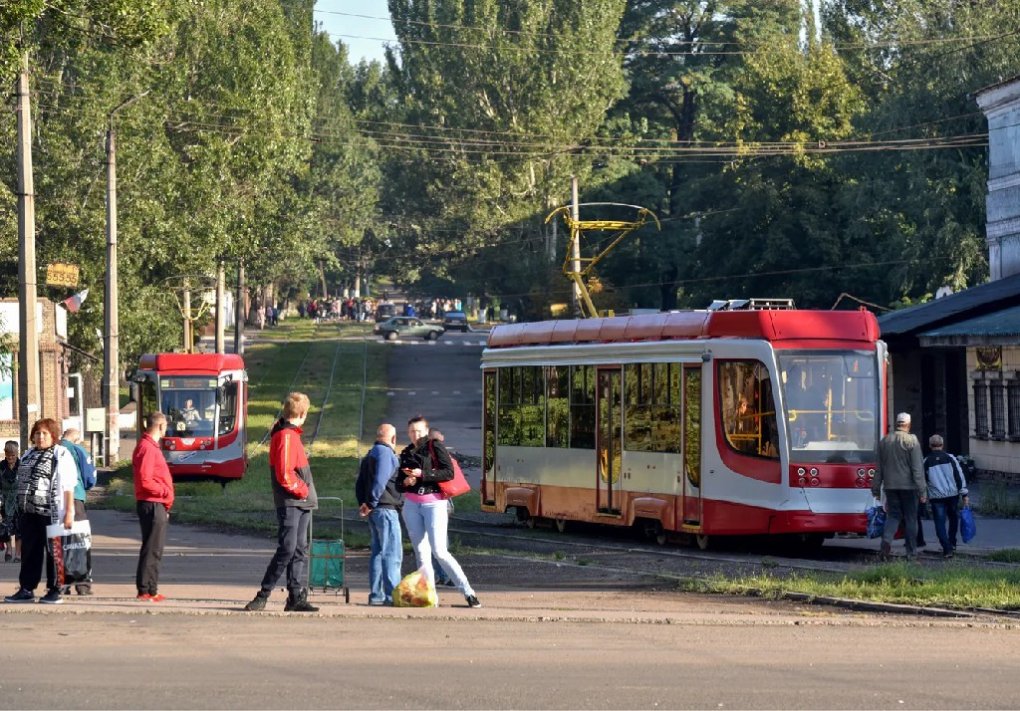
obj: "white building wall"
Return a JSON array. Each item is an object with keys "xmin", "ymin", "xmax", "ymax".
[{"xmin": 977, "ymin": 78, "xmax": 1020, "ymax": 280}]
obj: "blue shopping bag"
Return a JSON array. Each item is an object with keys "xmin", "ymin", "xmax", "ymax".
[
  {"xmin": 866, "ymin": 503, "xmax": 886, "ymax": 539},
  {"xmin": 959, "ymin": 506, "xmax": 977, "ymax": 544}
]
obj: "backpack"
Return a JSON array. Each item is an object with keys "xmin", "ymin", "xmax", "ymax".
[{"xmin": 67, "ymin": 442, "xmax": 97, "ymax": 490}]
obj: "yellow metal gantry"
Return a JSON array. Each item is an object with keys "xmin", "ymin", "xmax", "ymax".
[{"xmin": 545, "ymin": 202, "xmax": 661, "ymax": 318}]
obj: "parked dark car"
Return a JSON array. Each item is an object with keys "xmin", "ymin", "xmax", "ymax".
[
  {"xmin": 374, "ymin": 302, "xmax": 397, "ymax": 322},
  {"xmin": 442, "ymin": 310, "xmax": 469, "ymax": 332},
  {"xmin": 374, "ymin": 316, "xmax": 444, "ymax": 341}
]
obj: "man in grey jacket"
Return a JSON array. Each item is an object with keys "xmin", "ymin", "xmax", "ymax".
[{"xmin": 872, "ymin": 412, "xmax": 927, "ymax": 560}]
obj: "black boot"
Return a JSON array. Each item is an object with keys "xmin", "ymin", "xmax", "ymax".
[
  {"xmin": 285, "ymin": 589, "xmax": 318, "ymax": 613},
  {"xmin": 244, "ymin": 591, "xmax": 269, "ymax": 611}
]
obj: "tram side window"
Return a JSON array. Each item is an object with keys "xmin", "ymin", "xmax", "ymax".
[
  {"xmin": 718, "ymin": 360, "xmax": 779, "ymax": 459},
  {"xmin": 624, "ymin": 363, "xmax": 682, "ymax": 453},
  {"xmin": 483, "ymin": 371, "xmax": 496, "ymax": 477},
  {"xmin": 569, "ymin": 365, "xmax": 596, "ymax": 449},
  {"xmin": 139, "ymin": 380, "xmax": 158, "ymax": 430},
  {"xmin": 546, "ymin": 366, "xmax": 569, "ymax": 448},
  {"xmin": 497, "ymin": 367, "xmax": 544, "ymax": 447},
  {"xmin": 519, "ymin": 366, "xmax": 544, "ymax": 447},
  {"xmin": 218, "ymin": 382, "xmax": 238, "ymax": 436},
  {"xmin": 497, "ymin": 368, "xmax": 518, "ymax": 446}
]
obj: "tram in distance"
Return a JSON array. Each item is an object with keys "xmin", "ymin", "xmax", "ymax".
[
  {"xmin": 134, "ymin": 353, "xmax": 249, "ymax": 483},
  {"xmin": 478, "ymin": 301, "xmax": 886, "ymax": 548}
]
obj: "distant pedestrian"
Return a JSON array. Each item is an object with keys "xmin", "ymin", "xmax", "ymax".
[
  {"xmin": 398, "ymin": 415, "xmax": 480, "ymax": 607},
  {"xmin": 356, "ymin": 424, "xmax": 403, "ymax": 606},
  {"xmin": 134, "ymin": 412, "xmax": 175, "ymax": 602},
  {"xmin": 1, "ymin": 440, "xmax": 20, "ymax": 563},
  {"xmin": 872, "ymin": 412, "xmax": 926, "ymax": 560},
  {"xmin": 923, "ymin": 434, "xmax": 969, "ymax": 558},
  {"xmin": 60, "ymin": 428, "xmax": 96, "ymax": 595},
  {"xmin": 245, "ymin": 392, "xmax": 319, "ymax": 612}
]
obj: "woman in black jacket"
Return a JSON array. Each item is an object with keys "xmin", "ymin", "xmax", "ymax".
[{"xmin": 398, "ymin": 415, "xmax": 480, "ymax": 608}]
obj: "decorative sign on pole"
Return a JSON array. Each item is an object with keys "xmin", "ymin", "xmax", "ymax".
[{"xmin": 46, "ymin": 262, "xmax": 80, "ymax": 288}]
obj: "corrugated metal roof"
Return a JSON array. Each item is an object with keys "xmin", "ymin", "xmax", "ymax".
[
  {"xmin": 918, "ymin": 303, "xmax": 1020, "ymax": 346},
  {"xmin": 877, "ymin": 272, "xmax": 1020, "ymax": 338}
]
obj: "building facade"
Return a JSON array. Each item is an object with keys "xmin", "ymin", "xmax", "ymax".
[{"xmin": 0, "ymin": 298, "xmax": 71, "ymax": 444}]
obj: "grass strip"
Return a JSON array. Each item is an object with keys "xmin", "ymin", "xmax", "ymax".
[{"xmin": 686, "ymin": 560, "xmax": 1020, "ymax": 610}]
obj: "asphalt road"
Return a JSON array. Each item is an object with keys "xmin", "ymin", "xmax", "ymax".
[
  {"xmin": 382, "ymin": 327, "xmax": 488, "ymax": 470},
  {"xmin": 5, "ymin": 611, "xmax": 1017, "ymax": 710}
]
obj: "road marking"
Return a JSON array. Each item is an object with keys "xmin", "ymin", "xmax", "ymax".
[
  {"xmin": 408, "ymin": 391, "xmax": 416, "ymax": 396},
  {"xmin": 387, "ymin": 392, "xmax": 395, "ymax": 397}
]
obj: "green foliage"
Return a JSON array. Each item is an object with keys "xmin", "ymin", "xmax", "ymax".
[{"xmin": 382, "ymin": 0, "xmax": 628, "ymax": 293}]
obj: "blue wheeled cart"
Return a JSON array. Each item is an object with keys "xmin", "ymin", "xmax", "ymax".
[{"xmin": 308, "ymin": 497, "xmax": 350, "ymax": 603}]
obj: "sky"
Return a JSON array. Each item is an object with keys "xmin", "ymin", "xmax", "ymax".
[{"xmin": 314, "ymin": 0, "xmax": 395, "ymax": 65}]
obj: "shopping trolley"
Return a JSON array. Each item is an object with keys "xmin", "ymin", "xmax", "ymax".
[{"xmin": 308, "ymin": 496, "xmax": 350, "ymax": 603}]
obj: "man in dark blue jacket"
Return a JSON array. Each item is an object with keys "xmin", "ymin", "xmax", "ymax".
[{"xmin": 357, "ymin": 423, "xmax": 402, "ymax": 606}]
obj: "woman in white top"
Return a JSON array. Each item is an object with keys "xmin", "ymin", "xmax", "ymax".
[{"xmin": 4, "ymin": 418, "xmax": 78, "ymax": 605}]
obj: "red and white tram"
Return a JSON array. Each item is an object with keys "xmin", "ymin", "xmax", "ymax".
[
  {"xmin": 134, "ymin": 353, "xmax": 248, "ymax": 483},
  {"xmin": 479, "ymin": 304, "xmax": 886, "ymax": 547}
]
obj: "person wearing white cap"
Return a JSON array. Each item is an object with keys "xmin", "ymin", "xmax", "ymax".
[{"xmin": 872, "ymin": 412, "xmax": 926, "ymax": 560}]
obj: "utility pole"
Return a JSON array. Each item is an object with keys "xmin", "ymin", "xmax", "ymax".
[
  {"xmin": 16, "ymin": 57, "xmax": 41, "ymax": 449},
  {"xmin": 104, "ymin": 124, "xmax": 120, "ymax": 462},
  {"xmin": 570, "ymin": 176, "xmax": 582, "ymax": 318},
  {"xmin": 103, "ymin": 92, "xmax": 146, "ymax": 463},
  {"xmin": 214, "ymin": 261, "xmax": 225, "ymax": 354},
  {"xmin": 234, "ymin": 260, "xmax": 245, "ymax": 356}
]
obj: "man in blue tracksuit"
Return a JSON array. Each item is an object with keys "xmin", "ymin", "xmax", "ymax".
[
  {"xmin": 356, "ymin": 423, "xmax": 403, "ymax": 606},
  {"xmin": 60, "ymin": 428, "xmax": 96, "ymax": 595},
  {"xmin": 923, "ymin": 434, "xmax": 969, "ymax": 558}
]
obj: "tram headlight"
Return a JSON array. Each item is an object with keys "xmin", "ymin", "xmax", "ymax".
[
  {"xmin": 867, "ymin": 468, "xmax": 875, "ymax": 478},
  {"xmin": 797, "ymin": 467, "xmax": 806, "ymax": 477},
  {"xmin": 809, "ymin": 467, "xmax": 818, "ymax": 477},
  {"xmin": 857, "ymin": 468, "xmax": 866, "ymax": 479}
]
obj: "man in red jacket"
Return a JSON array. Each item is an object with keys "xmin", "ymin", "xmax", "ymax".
[
  {"xmin": 133, "ymin": 412, "xmax": 175, "ymax": 602},
  {"xmin": 245, "ymin": 392, "xmax": 319, "ymax": 612}
]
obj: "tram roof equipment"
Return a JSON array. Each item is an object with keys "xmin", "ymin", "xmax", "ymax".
[{"xmin": 487, "ymin": 308, "xmax": 880, "ymax": 349}]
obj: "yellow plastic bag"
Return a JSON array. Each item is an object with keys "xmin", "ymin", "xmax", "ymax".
[{"xmin": 393, "ymin": 567, "xmax": 438, "ymax": 608}]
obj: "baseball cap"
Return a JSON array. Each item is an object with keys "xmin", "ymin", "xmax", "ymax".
[{"xmin": 895, "ymin": 412, "xmax": 911, "ymax": 425}]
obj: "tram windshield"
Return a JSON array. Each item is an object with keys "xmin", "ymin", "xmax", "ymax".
[
  {"xmin": 778, "ymin": 351, "xmax": 879, "ymax": 463},
  {"xmin": 160, "ymin": 377, "xmax": 237, "ymax": 437}
]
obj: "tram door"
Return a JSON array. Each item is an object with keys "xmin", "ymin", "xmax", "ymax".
[
  {"xmin": 596, "ymin": 367, "xmax": 623, "ymax": 514},
  {"xmin": 682, "ymin": 365, "xmax": 703, "ymax": 525}
]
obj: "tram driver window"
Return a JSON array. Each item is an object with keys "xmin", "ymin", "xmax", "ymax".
[{"xmin": 718, "ymin": 360, "xmax": 779, "ymax": 459}]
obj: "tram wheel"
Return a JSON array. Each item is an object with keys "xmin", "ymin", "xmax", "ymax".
[
  {"xmin": 696, "ymin": 534, "xmax": 711, "ymax": 551},
  {"xmin": 554, "ymin": 518, "xmax": 568, "ymax": 534}
]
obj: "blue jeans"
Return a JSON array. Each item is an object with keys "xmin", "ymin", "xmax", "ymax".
[
  {"xmin": 368, "ymin": 507, "xmax": 403, "ymax": 604},
  {"xmin": 401, "ymin": 498, "xmax": 475, "ymax": 598},
  {"xmin": 929, "ymin": 496, "xmax": 960, "ymax": 554}
]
